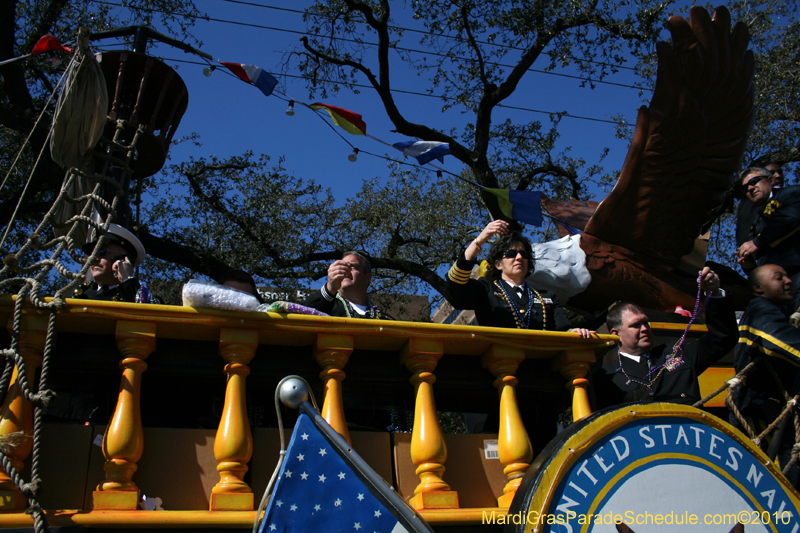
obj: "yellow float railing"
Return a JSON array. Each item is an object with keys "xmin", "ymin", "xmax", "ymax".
[{"xmin": 0, "ymin": 296, "xmax": 617, "ymax": 528}]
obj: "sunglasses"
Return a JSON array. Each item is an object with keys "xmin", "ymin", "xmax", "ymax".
[
  {"xmin": 93, "ymin": 248, "xmax": 128, "ymax": 262},
  {"xmin": 502, "ymin": 249, "xmax": 532, "ymax": 260},
  {"xmin": 741, "ymin": 175, "xmax": 766, "ymax": 193}
]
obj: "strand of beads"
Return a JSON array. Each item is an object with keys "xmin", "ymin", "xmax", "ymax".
[{"xmin": 494, "ymin": 280, "xmax": 541, "ymax": 329}]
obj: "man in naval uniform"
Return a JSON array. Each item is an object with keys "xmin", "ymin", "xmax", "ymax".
[
  {"xmin": 73, "ymin": 224, "xmax": 160, "ymax": 304},
  {"xmin": 730, "ymin": 264, "xmax": 800, "ymax": 486},
  {"xmin": 303, "ymin": 251, "xmax": 392, "ymax": 319},
  {"xmin": 592, "ymin": 267, "xmax": 737, "ymax": 407}
]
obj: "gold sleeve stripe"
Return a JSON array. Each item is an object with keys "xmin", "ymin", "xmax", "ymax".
[
  {"xmin": 738, "ymin": 325, "xmax": 800, "ymax": 359},
  {"xmin": 737, "ymin": 337, "xmax": 800, "ymax": 366},
  {"xmin": 447, "ymin": 263, "xmax": 472, "ymax": 284},
  {"xmin": 766, "ymin": 225, "xmax": 800, "ymax": 248}
]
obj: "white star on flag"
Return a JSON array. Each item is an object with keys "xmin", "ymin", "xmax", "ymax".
[{"xmin": 257, "ymin": 411, "xmax": 431, "ymax": 533}]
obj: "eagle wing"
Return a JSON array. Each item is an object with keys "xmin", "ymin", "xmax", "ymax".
[{"xmin": 584, "ymin": 7, "xmax": 754, "ymax": 266}]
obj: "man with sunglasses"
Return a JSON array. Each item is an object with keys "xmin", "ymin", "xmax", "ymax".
[
  {"xmin": 446, "ymin": 220, "xmax": 589, "ymax": 334},
  {"xmin": 735, "ymin": 167, "xmax": 800, "ymax": 310},
  {"xmin": 74, "ymin": 224, "xmax": 160, "ymax": 304},
  {"xmin": 734, "ymin": 167, "xmax": 772, "ymax": 249}
]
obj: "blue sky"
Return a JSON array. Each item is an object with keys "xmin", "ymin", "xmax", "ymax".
[{"xmin": 91, "ymin": 0, "xmax": 656, "ymax": 215}]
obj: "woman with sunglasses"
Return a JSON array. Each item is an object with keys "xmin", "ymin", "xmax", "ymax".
[{"xmin": 447, "ymin": 220, "xmax": 588, "ymax": 334}]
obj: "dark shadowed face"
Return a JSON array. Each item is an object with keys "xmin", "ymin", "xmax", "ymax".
[
  {"xmin": 743, "ymin": 171, "xmax": 773, "ymax": 205},
  {"xmin": 224, "ymin": 280, "xmax": 257, "ymax": 296},
  {"xmin": 90, "ymin": 243, "xmax": 129, "ymax": 286},
  {"xmin": 766, "ymin": 163, "xmax": 784, "ymax": 187},
  {"xmin": 755, "ymin": 265, "xmax": 793, "ymax": 305},
  {"xmin": 612, "ymin": 309, "xmax": 653, "ymax": 355}
]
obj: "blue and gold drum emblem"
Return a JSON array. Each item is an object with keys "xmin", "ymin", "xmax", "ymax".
[{"xmin": 504, "ymin": 404, "xmax": 800, "ymax": 533}]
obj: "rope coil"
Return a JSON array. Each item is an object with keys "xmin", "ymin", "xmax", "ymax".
[{"xmin": 0, "ymin": 103, "xmax": 145, "ymax": 533}]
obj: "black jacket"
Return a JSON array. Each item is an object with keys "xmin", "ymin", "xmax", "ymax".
[
  {"xmin": 74, "ymin": 278, "xmax": 161, "ymax": 304},
  {"xmin": 731, "ymin": 296, "xmax": 800, "ymax": 418},
  {"xmin": 736, "ymin": 198, "xmax": 761, "ymax": 247},
  {"xmin": 752, "ymin": 185, "xmax": 800, "ymax": 275},
  {"xmin": 303, "ymin": 286, "xmax": 392, "ymax": 319},
  {"xmin": 445, "ymin": 254, "xmax": 572, "ymax": 331},
  {"xmin": 593, "ymin": 295, "xmax": 738, "ymax": 407}
]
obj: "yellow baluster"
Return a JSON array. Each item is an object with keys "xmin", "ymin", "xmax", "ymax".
[
  {"xmin": 314, "ymin": 334, "xmax": 354, "ymax": 444},
  {"xmin": 482, "ymin": 344, "xmax": 532, "ymax": 508},
  {"xmin": 93, "ymin": 320, "xmax": 156, "ymax": 510},
  {"xmin": 401, "ymin": 338, "xmax": 459, "ymax": 509},
  {"xmin": 552, "ymin": 349, "xmax": 595, "ymax": 422},
  {"xmin": 0, "ymin": 315, "xmax": 46, "ymax": 511},
  {"xmin": 209, "ymin": 328, "xmax": 257, "ymax": 511}
]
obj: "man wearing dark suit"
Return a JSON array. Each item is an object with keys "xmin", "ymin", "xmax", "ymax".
[
  {"xmin": 737, "ymin": 169, "xmax": 800, "ymax": 310},
  {"xmin": 735, "ymin": 167, "xmax": 773, "ymax": 248},
  {"xmin": 303, "ymin": 251, "xmax": 392, "ymax": 319},
  {"xmin": 593, "ymin": 267, "xmax": 737, "ymax": 407}
]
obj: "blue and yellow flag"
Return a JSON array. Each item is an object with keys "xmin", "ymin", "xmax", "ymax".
[{"xmin": 485, "ymin": 189, "xmax": 542, "ymax": 226}]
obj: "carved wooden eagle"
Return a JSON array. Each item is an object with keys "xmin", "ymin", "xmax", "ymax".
[{"xmin": 531, "ymin": 6, "xmax": 754, "ymax": 314}]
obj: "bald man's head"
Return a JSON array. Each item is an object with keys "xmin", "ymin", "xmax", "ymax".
[{"xmin": 749, "ymin": 264, "xmax": 793, "ymax": 305}]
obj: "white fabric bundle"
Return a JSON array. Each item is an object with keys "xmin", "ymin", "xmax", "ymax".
[{"xmin": 182, "ymin": 280, "xmax": 260, "ymax": 311}]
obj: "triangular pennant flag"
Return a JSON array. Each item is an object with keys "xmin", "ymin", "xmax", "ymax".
[
  {"xmin": 221, "ymin": 62, "xmax": 278, "ymax": 97},
  {"xmin": 485, "ymin": 189, "xmax": 543, "ymax": 226},
  {"xmin": 31, "ymin": 35, "xmax": 72, "ymax": 55},
  {"xmin": 392, "ymin": 141, "xmax": 450, "ymax": 165},
  {"xmin": 258, "ymin": 410, "xmax": 432, "ymax": 533},
  {"xmin": 309, "ymin": 103, "xmax": 367, "ymax": 135}
]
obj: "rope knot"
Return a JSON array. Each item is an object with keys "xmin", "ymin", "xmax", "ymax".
[
  {"xmin": 726, "ymin": 377, "xmax": 743, "ymax": 388},
  {"xmin": 31, "ymin": 389, "xmax": 56, "ymax": 407},
  {"xmin": 793, "ymin": 444, "xmax": 800, "ymax": 455},
  {"xmin": 753, "ymin": 437, "xmax": 762, "ymax": 447}
]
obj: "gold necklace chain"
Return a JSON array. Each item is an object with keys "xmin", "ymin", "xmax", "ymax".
[{"xmin": 493, "ymin": 280, "xmax": 547, "ymax": 329}]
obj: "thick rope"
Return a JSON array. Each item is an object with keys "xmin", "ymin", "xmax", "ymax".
[
  {"xmin": 0, "ymin": 118, "xmax": 144, "ymax": 533},
  {"xmin": 693, "ymin": 358, "xmax": 760, "ymax": 409}
]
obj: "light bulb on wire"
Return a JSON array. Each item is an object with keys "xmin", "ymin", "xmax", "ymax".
[
  {"xmin": 348, "ymin": 149, "xmax": 359, "ymax": 162},
  {"xmin": 286, "ymin": 101, "xmax": 295, "ymax": 116},
  {"xmin": 203, "ymin": 65, "xmax": 216, "ymax": 77}
]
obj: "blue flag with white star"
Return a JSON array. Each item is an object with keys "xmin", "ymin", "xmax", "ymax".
[{"xmin": 258, "ymin": 411, "xmax": 432, "ymax": 533}]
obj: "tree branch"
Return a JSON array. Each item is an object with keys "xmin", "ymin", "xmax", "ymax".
[{"xmin": 181, "ymin": 163, "xmax": 287, "ymax": 264}]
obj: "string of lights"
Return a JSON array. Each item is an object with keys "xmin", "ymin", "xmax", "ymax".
[
  {"xmin": 86, "ymin": 0, "xmax": 647, "ymax": 92},
  {"xmin": 209, "ymin": 0, "xmax": 641, "ymax": 73}
]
